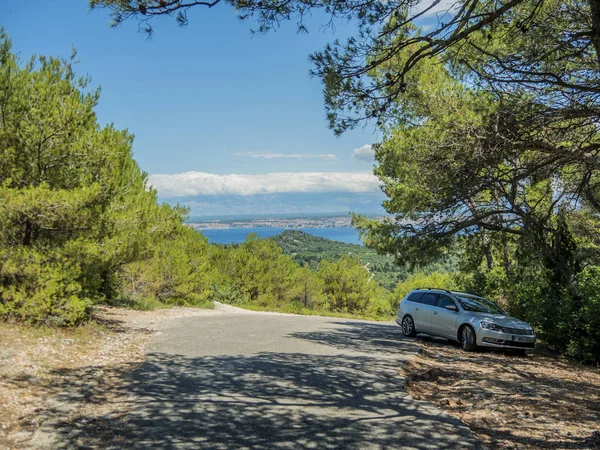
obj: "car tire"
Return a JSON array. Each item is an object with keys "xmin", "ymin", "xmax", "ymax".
[
  {"xmin": 401, "ymin": 315, "xmax": 417, "ymax": 337},
  {"xmin": 460, "ymin": 325, "xmax": 477, "ymax": 352}
]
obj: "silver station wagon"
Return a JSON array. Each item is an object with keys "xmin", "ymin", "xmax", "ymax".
[{"xmin": 396, "ymin": 288, "xmax": 536, "ymax": 353}]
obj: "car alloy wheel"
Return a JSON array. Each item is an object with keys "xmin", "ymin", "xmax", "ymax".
[{"xmin": 402, "ymin": 316, "xmax": 416, "ymax": 337}]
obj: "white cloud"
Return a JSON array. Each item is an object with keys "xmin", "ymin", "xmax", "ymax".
[
  {"xmin": 235, "ymin": 152, "xmax": 337, "ymax": 161},
  {"xmin": 148, "ymin": 171, "xmax": 380, "ymax": 198},
  {"xmin": 352, "ymin": 144, "xmax": 376, "ymax": 162}
]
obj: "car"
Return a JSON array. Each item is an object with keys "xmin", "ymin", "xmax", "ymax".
[{"xmin": 396, "ymin": 288, "xmax": 536, "ymax": 353}]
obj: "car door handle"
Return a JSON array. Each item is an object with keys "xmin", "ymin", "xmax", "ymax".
[
  {"xmin": 415, "ymin": 307, "xmax": 419, "ymax": 311},
  {"xmin": 433, "ymin": 311, "xmax": 438, "ymax": 315}
]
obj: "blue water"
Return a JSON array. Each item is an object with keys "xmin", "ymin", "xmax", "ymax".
[{"xmin": 200, "ymin": 227, "xmax": 362, "ymax": 245}]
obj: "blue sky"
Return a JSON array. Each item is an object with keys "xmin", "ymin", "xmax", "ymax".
[
  {"xmin": 2, "ymin": 0, "xmax": 378, "ymax": 178},
  {"xmin": 2, "ymin": 0, "xmax": 445, "ymax": 215}
]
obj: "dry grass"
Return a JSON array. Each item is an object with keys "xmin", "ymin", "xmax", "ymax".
[{"xmin": 403, "ymin": 337, "xmax": 600, "ymax": 449}]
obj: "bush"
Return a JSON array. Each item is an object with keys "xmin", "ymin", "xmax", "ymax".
[
  {"xmin": 365, "ymin": 293, "xmax": 395, "ymax": 319},
  {"xmin": 569, "ymin": 267, "xmax": 600, "ymax": 364},
  {"xmin": 0, "ymin": 248, "xmax": 91, "ymax": 325},
  {"xmin": 318, "ymin": 256, "xmax": 378, "ymax": 314},
  {"xmin": 116, "ymin": 226, "xmax": 215, "ymax": 307}
]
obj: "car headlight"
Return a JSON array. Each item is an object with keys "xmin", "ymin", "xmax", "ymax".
[{"xmin": 480, "ymin": 321, "xmax": 503, "ymax": 331}]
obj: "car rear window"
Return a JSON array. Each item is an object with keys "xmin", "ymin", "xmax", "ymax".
[{"xmin": 405, "ymin": 292, "xmax": 424, "ymax": 303}]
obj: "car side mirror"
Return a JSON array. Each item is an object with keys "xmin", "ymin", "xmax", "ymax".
[{"xmin": 445, "ymin": 304, "xmax": 458, "ymax": 312}]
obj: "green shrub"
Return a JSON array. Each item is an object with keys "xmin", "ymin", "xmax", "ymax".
[
  {"xmin": 569, "ymin": 267, "xmax": 600, "ymax": 364},
  {"xmin": 116, "ymin": 226, "xmax": 215, "ymax": 307},
  {"xmin": 318, "ymin": 257, "xmax": 371, "ymax": 314},
  {"xmin": 365, "ymin": 293, "xmax": 395, "ymax": 319},
  {"xmin": 0, "ymin": 248, "xmax": 91, "ymax": 325}
]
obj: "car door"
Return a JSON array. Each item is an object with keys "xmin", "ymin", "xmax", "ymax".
[
  {"xmin": 412, "ymin": 292, "xmax": 437, "ymax": 333},
  {"xmin": 430, "ymin": 294, "xmax": 460, "ymax": 338}
]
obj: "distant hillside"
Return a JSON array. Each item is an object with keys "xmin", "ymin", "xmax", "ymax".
[
  {"xmin": 270, "ymin": 230, "xmax": 408, "ymax": 290},
  {"xmin": 270, "ymin": 230, "xmax": 459, "ymax": 291}
]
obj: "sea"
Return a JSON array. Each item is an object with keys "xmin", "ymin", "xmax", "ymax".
[{"xmin": 200, "ymin": 227, "xmax": 362, "ymax": 245}]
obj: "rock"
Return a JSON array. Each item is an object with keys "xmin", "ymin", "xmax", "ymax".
[{"xmin": 8, "ymin": 431, "xmax": 33, "ymax": 442}]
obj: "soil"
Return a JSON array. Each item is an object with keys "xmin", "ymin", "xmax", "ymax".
[{"xmin": 402, "ymin": 336, "xmax": 600, "ymax": 449}]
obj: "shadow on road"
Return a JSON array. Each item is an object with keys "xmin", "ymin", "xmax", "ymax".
[
  {"xmin": 29, "ymin": 318, "xmax": 481, "ymax": 449},
  {"xmin": 286, "ymin": 320, "xmax": 411, "ymax": 356},
  {"xmin": 41, "ymin": 353, "xmax": 478, "ymax": 449}
]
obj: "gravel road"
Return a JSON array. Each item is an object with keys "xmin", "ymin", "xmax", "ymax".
[{"xmin": 32, "ymin": 309, "xmax": 484, "ymax": 449}]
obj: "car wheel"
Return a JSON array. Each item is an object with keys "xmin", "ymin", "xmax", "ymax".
[
  {"xmin": 460, "ymin": 325, "xmax": 477, "ymax": 352},
  {"xmin": 401, "ymin": 315, "xmax": 417, "ymax": 337}
]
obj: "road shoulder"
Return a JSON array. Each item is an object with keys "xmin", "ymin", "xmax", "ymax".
[{"xmin": 403, "ymin": 337, "xmax": 600, "ymax": 449}]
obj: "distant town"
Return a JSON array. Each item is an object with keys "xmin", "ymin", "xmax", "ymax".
[{"xmin": 187, "ymin": 215, "xmax": 359, "ymax": 230}]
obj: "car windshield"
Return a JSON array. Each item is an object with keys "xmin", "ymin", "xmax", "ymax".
[{"xmin": 454, "ymin": 294, "xmax": 505, "ymax": 314}]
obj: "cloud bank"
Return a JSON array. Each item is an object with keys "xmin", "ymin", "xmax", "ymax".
[
  {"xmin": 352, "ymin": 144, "xmax": 375, "ymax": 162},
  {"xmin": 178, "ymin": 192, "xmax": 387, "ymax": 216},
  {"xmin": 149, "ymin": 171, "xmax": 380, "ymax": 198},
  {"xmin": 235, "ymin": 152, "xmax": 337, "ymax": 160}
]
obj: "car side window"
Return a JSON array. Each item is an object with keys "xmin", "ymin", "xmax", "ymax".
[
  {"xmin": 405, "ymin": 292, "xmax": 424, "ymax": 303},
  {"xmin": 437, "ymin": 295, "xmax": 456, "ymax": 309},
  {"xmin": 420, "ymin": 293, "xmax": 438, "ymax": 306}
]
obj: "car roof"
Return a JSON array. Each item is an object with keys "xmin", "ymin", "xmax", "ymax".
[
  {"xmin": 450, "ymin": 291, "xmax": 487, "ymax": 299},
  {"xmin": 412, "ymin": 288, "xmax": 453, "ymax": 294},
  {"xmin": 412, "ymin": 289, "xmax": 485, "ymax": 299}
]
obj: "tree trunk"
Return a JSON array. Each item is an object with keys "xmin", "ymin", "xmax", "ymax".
[
  {"xmin": 502, "ymin": 235, "xmax": 511, "ymax": 280},
  {"xmin": 101, "ymin": 270, "xmax": 112, "ymax": 299},
  {"xmin": 480, "ymin": 229, "xmax": 494, "ymax": 270},
  {"xmin": 484, "ymin": 245, "xmax": 494, "ymax": 271},
  {"xmin": 23, "ymin": 219, "xmax": 32, "ymax": 246},
  {"xmin": 589, "ymin": 0, "xmax": 600, "ymax": 66}
]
